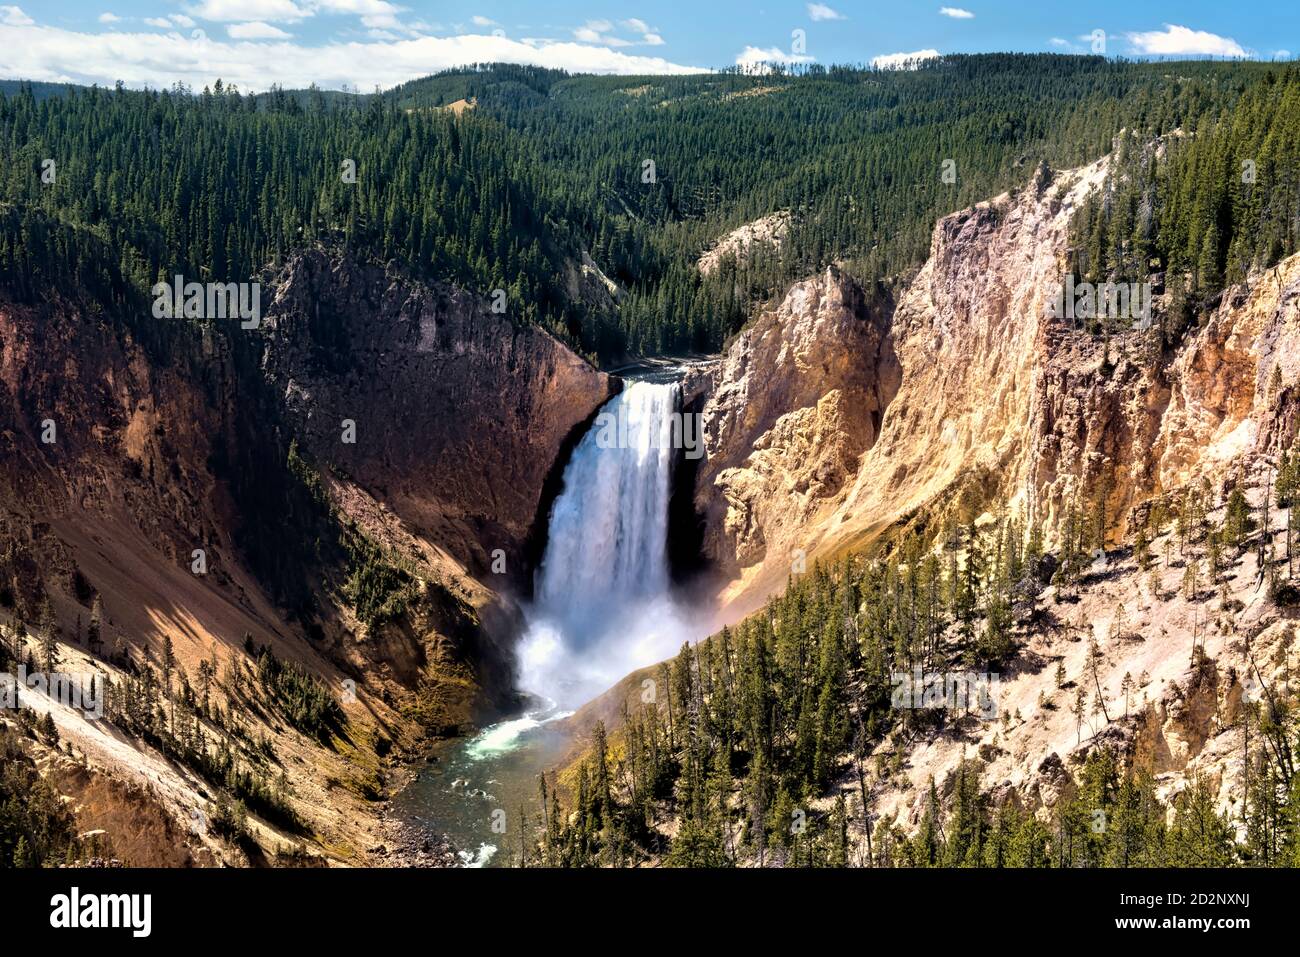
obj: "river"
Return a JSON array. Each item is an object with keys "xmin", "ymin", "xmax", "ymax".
[{"xmin": 392, "ymin": 375, "xmax": 693, "ymax": 867}]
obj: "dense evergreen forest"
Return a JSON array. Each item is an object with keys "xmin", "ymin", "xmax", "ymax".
[
  {"xmin": 1070, "ymin": 68, "xmax": 1300, "ymax": 340},
  {"xmin": 535, "ymin": 478, "xmax": 1300, "ymax": 867},
  {"xmin": 1, "ymin": 55, "xmax": 1292, "ymax": 360}
]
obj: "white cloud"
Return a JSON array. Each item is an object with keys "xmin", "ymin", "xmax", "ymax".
[
  {"xmin": 361, "ymin": 14, "xmax": 400, "ymax": 29},
  {"xmin": 144, "ymin": 13, "xmax": 199, "ymax": 29},
  {"xmin": 735, "ymin": 45, "xmax": 815, "ymax": 69},
  {"xmin": 0, "ymin": 21, "xmax": 706, "ymax": 89},
  {"xmin": 1125, "ymin": 24, "xmax": 1246, "ymax": 57},
  {"xmin": 1049, "ymin": 37, "xmax": 1070, "ymax": 47},
  {"xmin": 227, "ymin": 21, "xmax": 292, "ymax": 39},
  {"xmin": 573, "ymin": 19, "xmax": 627, "ymax": 45},
  {"xmin": 572, "ymin": 17, "xmax": 665, "ymax": 48},
  {"xmin": 185, "ymin": 0, "xmax": 311, "ymax": 22},
  {"xmin": 294, "ymin": 3, "xmax": 426, "ymax": 37},
  {"xmin": 0, "ymin": 5, "xmax": 32, "ymax": 26},
  {"xmin": 471, "ymin": 15, "xmax": 497, "ymax": 27},
  {"xmin": 316, "ymin": 0, "xmax": 402, "ymax": 12},
  {"xmin": 806, "ymin": 3, "xmax": 844, "ymax": 21},
  {"xmin": 871, "ymin": 48, "xmax": 941, "ymax": 69},
  {"xmin": 619, "ymin": 17, "xmax": 663, "ymax": 45},
  {"xmin": 939, "ymin": 7, "xmax": 974, "ymax": 18},
  {"xmin": 98, "ymin": 12, "xmax": 121, "ymax": 23},
  {"xmin": 1274, "ymin": 49, "xmax": 1292, "ymax": 59}
]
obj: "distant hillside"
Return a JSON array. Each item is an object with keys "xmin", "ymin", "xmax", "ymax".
[
  {"xmin": 1, "ymin": 57, "xmax": 1288, "ymax": 359},
  {"xmin": 0, "ymin": 79, "xmax": 77, "ymax": 101}
]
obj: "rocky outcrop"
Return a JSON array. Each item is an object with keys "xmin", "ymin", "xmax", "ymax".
[
  {"xmin": 261, "ymin": 249, "xmax": 615, "ymax": 579},
  {"xmin": 1023, "ymin": 246, "xmax": 1300, "ymax": 550},
  {"xmin": 688, "ymin": 151, "xmax": 1300, "ymax": 831},
  {"xmin": 829, "ymin": 159, "xmax": 1116, "ymax": 564},
  {"xmin": 693, "ymin": 266, "xmax": 896, "ymax": 603},
  {"xmin": 696, "ymin": 152, "xmax": 1300, "ymax": 615},
  {"xmin": 1154, "ymin": 254, "xmax": 1300, "ymax": 482},
  {"xmin": 697, "ymin": 212, "xmax": 791, "ymax": 276},
  {"xmin": 692, "ymin": 164, "xmax": 1112, "ymax": 609},
  {"xmin": 567, "ymin": 250, "xmax": 625, "ymax": 307}
]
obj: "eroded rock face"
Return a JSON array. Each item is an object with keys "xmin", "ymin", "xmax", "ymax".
[
  {"xmin": 1155, "ymin": 254, "xmax": 1300, "ymax": 482},
  {"xmin": 834, "ymin": 159, "xmax": 1128, "ymax": 556},
  {"xmin": 0, "ymin": 288, "xmax": 409, "ymax": 862},
  {"xmin": 694, "ymin": 265, "xmax": 896, "ymax": 600},
  {"xmin": 688, "ymin": 153, "xmax": 1300, "ymax": 829},
  {"xmin": 1021, "ymin": 237, "xmax": 1300, "ymax": 555},
  {"xmin": 0, "ymin": 293, "xmax": 244, "ymax": 621},
  {"xmin": 261, "ymin": 249, "xmax": 615, "ymax": 578},
  {"xmin": 0, "ymin": 246, "xmax": 616, "ymax": 862},
  {"xmin": 696, "ymin": 152, "xmax": 1300, "ymax": 616},
  {"xmin": 694, "ymin": 164, "xmax": 1108, "ymax": 610}
]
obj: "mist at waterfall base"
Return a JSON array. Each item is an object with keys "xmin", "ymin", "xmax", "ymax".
[
  {"xmin": 391, "ymin": 378, "xmax": 705, "ymax": 865},
  {"xmin": 516, "ymin": 379, "xmax": 697, "ymax": 709}
]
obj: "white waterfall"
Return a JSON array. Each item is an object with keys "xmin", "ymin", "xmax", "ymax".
[{"xmin": 517, "ymin": 380, "xmax": 690, "ymax": 708}]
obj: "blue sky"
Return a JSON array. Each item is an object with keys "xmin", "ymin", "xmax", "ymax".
[{"xmin": 1, "ymin": 1, "xmax": 1295, "ymax": 91}]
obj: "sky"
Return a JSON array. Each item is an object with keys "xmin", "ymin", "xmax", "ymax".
[{"xmin": 0, "ymin": 1, "xmax": 1295, "ymax": 92}]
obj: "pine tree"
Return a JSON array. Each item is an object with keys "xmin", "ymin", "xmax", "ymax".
[{"xmin": 37, "ymin": 596, "xmax": 59, "ymax": 674}]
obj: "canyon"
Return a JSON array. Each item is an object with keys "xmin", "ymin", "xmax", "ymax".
[{"xmin": 4, "ymin": 135, "xmax": 1298, "ymax": 866}]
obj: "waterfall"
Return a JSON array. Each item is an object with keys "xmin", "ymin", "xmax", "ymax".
[{"xmin": 517, "ymin": 380, "xmax": 690, "ymax": 708}]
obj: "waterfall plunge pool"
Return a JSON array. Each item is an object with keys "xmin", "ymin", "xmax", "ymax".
[{"xmin": 393, "ymin": 374, "xmax": 703, "ymax": 866}]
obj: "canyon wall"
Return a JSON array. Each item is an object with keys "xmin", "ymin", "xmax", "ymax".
[
  {"xmin": 693, "ymin": 266, "xmax": 897, "ymax": 609},
  {"xmin": 262, "ymin": 249, "xmax": 614, "ymax": 581},
  {"xmin": 696, "ymin": 155, "xmax": 1300, "ymax": 616},
  {"xmin": 688, "ymin": 153, "xmax": 1300, "ymax": 832},
  {"xmin": 0, "ymin": 246, "xmax": 613, "ymax": 864}
]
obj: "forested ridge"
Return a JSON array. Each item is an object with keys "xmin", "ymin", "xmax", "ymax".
[
  {"xmin": 1, "ymin": 55, "xmax": 1292, "ymax": 360},
  {"xmin": 1071, "ymin": 68, "xmax": 1300, "ymax": 340}
]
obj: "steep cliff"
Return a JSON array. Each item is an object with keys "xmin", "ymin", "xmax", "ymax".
[
  {"xmin": 261, "ymin": 249, "xmax": 614, "ymax": 581},
  {"xmin": 0, "ymin": 285, "xmax": 375, "ymax": 864},
  {"xmin": 694, "ymin": 266, "xmax": 897, "ymax": 608},
  {"xmin": 696, "ymin": 152, "xmax": 1300, "ymax": 613}
]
